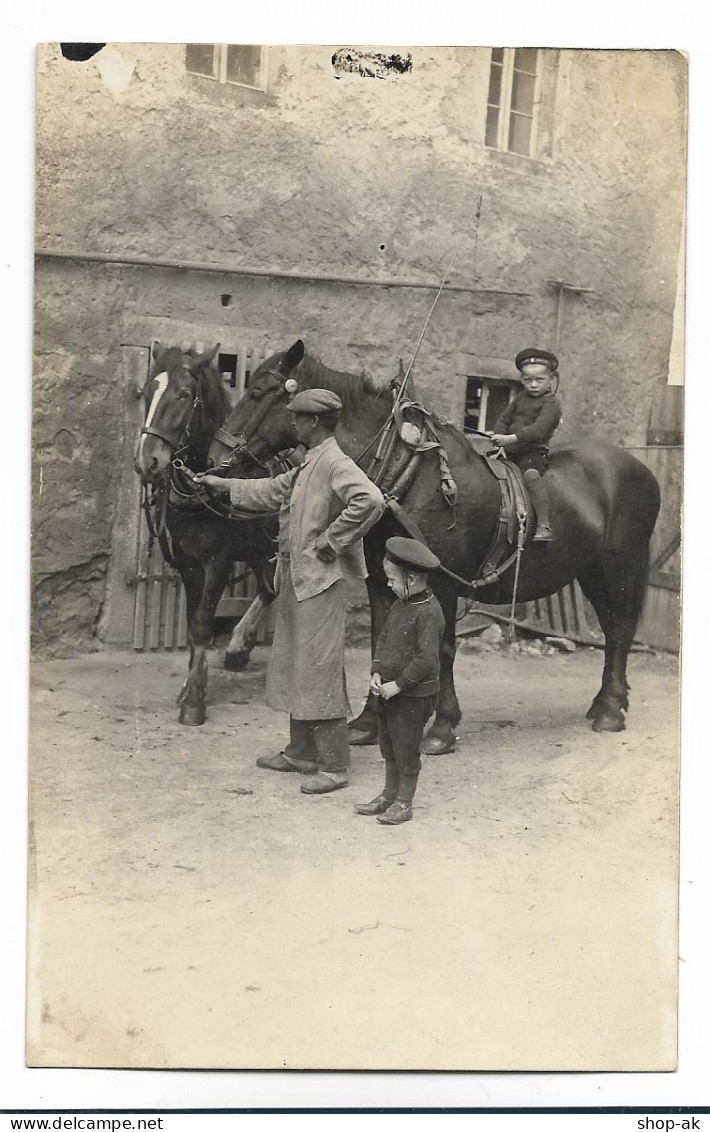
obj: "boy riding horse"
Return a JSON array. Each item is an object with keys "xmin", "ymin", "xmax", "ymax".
[{"xmin": 490, "ymin": 348, "xmax": 562, "ymax": 542}]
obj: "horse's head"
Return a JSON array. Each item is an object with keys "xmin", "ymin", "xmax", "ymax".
[
  {"xmin": 207, "ymin": 339, "xmax": 305, "ymax": 474},
  {"xmin": 134, "ymin": 342, "xmax": 222, "ymax": 483}
]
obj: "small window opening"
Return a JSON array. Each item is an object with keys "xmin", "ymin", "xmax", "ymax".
[
  {"xmin": 464, "ymin": 376, "xmax": 518, "ymax": 433},
  {"xmin": 218, "ymin": 353, "xmax": 238, "ymax": 389}
]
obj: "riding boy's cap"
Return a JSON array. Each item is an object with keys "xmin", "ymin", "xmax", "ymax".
[
  {"xmin": 515, "ymin": 348, "xmax": 559, "ymax": 373},
  {"xmin": 385, "ymin": 536, "xmax": 440, "ymax": 573},
  {"xmin": 286, "ymin": 389, "xmax": 343, "ymax": 415}
]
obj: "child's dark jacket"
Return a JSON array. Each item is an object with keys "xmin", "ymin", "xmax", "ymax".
[
  {"xmin": 373, "ymin": 591, "xmax": 446, "ymax": 697},
  {"xmin": 492, "ymin": 390, "xmax": 562, "ymax": 454}
]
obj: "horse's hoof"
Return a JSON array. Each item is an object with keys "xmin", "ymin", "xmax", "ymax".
[
  {"xmin": 586, "ymin": 701, "xmax": 604, "ymax": 721},
  {"xmin": 348, "ymin": 727, "xmax": 378, "ymax": 747},
  {"xmin": 591, "ymin": 709, "xmax": 625, "ymax": 733},
  {"xmin": 179, "ymin": 704, "xmax": 206, "ymax": 726},
  {"xmin": 224, "ymin": 649, "xmax": 250, "ymax": 672},
  {"xmin": 421, "ymin": 734, "xmax": 456, "ymax": 756}
]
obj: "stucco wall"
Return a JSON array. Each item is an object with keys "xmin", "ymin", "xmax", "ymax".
[{"xmin": 33, "ymin": 43, "xmax": 686, "ymax": 652}]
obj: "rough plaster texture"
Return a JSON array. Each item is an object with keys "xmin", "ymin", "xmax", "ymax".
[{"xmin": 33, "ymin": 44, "xmax": 686, "ymax": 651}]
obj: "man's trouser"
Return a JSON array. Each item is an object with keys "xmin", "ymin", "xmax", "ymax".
[{"xmin": 284, "ymin": 715, "xmax": 350, "ymax": 773}]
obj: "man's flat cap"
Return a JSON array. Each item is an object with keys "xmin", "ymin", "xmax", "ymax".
[
  {"xmin": 286, "ymin": 388, "xmax": 343, "ymax": 414},
  {"xmin": 515, "ymin": 348, "xmax": 559, "ymax": 373},
  {"xmin": 385, "ymin": 536, "xmax": 440, "ymax": 572}
]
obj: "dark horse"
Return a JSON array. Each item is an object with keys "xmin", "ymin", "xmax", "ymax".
[
  {"xmin": 207, "ymin": 339, "xmax": 660, "ymax": 751},
  {"xmin": 134, "ymin": 343, "xmax": 279, "ymax": 726}
]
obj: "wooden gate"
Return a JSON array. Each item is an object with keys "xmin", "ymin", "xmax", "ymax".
[{"xmin": 124, "ymin": 335, "xmax": 275, "ymax": 651}]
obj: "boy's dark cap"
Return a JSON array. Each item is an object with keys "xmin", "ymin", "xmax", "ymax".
[
  {"xmin": 515, "ymin": 348, "xmax": 559, "ymax": 373},
  {"xmin": 385, "ymin": 536, "xmax": 440, "ymax": 572}
]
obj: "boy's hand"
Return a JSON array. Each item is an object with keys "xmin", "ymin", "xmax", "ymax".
[
  {"xmin": 193, "ymin": 473, "xmax": 231, "ymax": 498},
  {"xmin": 369, "ymin": 672, "xmax": 382, "ymax": 696},
  {"xmin": 379, "ymin": 681, "xmax": 401, "ymax": 701},
  {"xmin": 491, "ymin": 433, "xmax": 517, "ymax": 447}
]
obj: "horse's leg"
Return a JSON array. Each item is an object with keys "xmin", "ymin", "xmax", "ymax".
[
  {"xmin": 174, "ymin": 556, "xmax": 204, "ymax": 709},
  {"xmin": 348, "ymin": 570, "xmax": 394, "ymax": 745},
  {"xmin": 224, "ymin": 581, "xmax": 274, "ymax": 670},
  {"xmin": 577, "ymin": 565, "xmax": 615, "ymax": 722},
  {"xmin": 593, "ymin": 546, "xmax": 649, "ymax": 732},
  {"xmin": 422, "ymin": 581, "xmax": 461, "ymax": 756},
  {"xmin": 578, "ymin": 546, "xmax": 649, "ymax": 733},
  {"xmin": 178, "ymin": 552, "xmax": 232, "ymax": 726}
]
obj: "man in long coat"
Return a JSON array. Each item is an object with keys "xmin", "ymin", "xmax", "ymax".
[{"xmin": 196, "ymin": 389, "xmax": 385, "ymax": 794}]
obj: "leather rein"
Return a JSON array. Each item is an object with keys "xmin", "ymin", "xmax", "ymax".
[
  {"xmin": 139, "ymin": 373, "xmax": 206, "ymax": 563},
  {"xmin": 142, "ymin": 366, "xmax": 298, "ymax": 536}
]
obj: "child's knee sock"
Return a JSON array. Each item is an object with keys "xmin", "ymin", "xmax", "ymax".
[{"xmin": 523, "ymin": 468, "xmax": 550, "ymax": 526}]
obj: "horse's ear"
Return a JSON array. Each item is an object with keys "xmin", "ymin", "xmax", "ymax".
[
  {"xmin": 193, "ymin": 343, "xmax": 221, "ymax": 369},
  {"xmin": 283, "ymin": 339, "xmax": 305, "ymax": 372},
  {"xmin": 152, "ymin": 341, "xmax": 163, "ymax": 360}
]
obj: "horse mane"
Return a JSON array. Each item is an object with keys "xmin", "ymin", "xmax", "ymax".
[
  {"xmin": 297, "ymin": 350, "xmax": 473, "ymax": 456},
  {"xmin": 149, "ymin": 345, "xmax": 230, "ymax": 427},
  {"xmin": 298, "ymin": 351, "xmax": 387, "ymax": 411},
  {"xmin": 197, "ymin": 357, "xmax": 231, "ymax": 426}
]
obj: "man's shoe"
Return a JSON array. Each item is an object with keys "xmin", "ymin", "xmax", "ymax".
[
  {"xmin": 300, "ymin": 771, "xmax": 349, "ymax": 794},
  {"xmin": 376, "ymin": 800, "xmax": 413, "ymax": 825},
  {"xmin": 256, "ymin": 751, "xmax": 317, "ymax": 773},
  {"xmin": 354, "ymin": 794, "xmax": 394, "ymax": 816},
  {"xmin": 533, "ymin": 523, "xmax": 554, "ymax": 543}
]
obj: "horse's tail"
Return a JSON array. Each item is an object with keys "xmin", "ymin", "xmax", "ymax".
[
  {"xmin": 621, "ymin": 457, "xmax": 658, "ymax": 638},
  {"xmin": 601, "ymin": 449, "xmax": 659, "ymax": 638},
  {"xmin": 628, "ymin": 457, "xmax": 660, "ymax": 636},
  {"xmin": 628, "ymin": 537, "xmax": 652, "ymax": 638}
]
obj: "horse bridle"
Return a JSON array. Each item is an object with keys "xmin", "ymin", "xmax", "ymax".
[
  {"xmin": 212, "ymin": 370, "xmax": 300, "ymax": 471},
  {"xmin": 140, "ymin": 361, "xmax": 205, "ymax": 462},
  {"xmin": 137, "ymin": 361, "xmax": 207, "ymax": 553}
]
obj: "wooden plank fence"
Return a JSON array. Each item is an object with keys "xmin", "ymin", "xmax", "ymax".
[{"xmin": 627, "ymin": 445, "xmax": 682, "ymax": 652}]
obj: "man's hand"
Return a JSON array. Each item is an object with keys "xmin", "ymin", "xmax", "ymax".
[
  {"xmin": 490, "ymin": 433, "xmax": 517, "ymax": 447},
  {"xmin": 369, "ymin": 672, "xmax": 383, "ymax": 696},
  {"xmin": 379, "ymin": 681, "xmax": 401, "ymax": 701},
  {"xmin": 192, "ymin": 473, "xmax": 231, "ymax": 498},
  {"xmin": 315, "ymin": 532, "xmax": 337, "ymax": 563}
]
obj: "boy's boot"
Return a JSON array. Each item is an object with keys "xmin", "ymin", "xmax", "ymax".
[
  {"xmin": 355, "ymin": 762, "xmax": 399, "ymax": 815},
  {"xmin": 377, "ymin": 772, "xmax": 418, "ymax": 825},
  {"xmin": 524, "ymin": 469, "xmax": 553, "ymax": 542}
]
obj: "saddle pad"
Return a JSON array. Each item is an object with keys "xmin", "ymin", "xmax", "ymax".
[{"xmin": 477, "ymin": 454, "xmax": 533, "ymax": 580}]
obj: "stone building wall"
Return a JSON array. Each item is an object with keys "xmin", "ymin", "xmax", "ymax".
[{"xmin": 32, "ymin": 44, "xmax": 686, "ymax": 652}]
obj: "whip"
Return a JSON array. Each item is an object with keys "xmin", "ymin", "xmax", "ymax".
[{"xmin": 394, "ymin": 194, "xmax": 483, "ymax": 409}]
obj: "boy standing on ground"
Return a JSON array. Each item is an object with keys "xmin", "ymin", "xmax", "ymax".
[{"xmin": 355, "ymin": 536, "xmax": 445, "ymax": 826}]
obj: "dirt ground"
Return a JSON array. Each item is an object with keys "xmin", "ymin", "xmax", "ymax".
[{"xmin": 27, "ymin": 641, "xmax": 680, "ymax": 1071}]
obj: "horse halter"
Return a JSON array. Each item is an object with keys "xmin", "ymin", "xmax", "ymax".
[
  {"xmin": 140, "ymin": 364, "xmax": 204, "ymax": 458},
  {"xmin": 213, "ymin": 370, "xmax": 299, "ymax": 471}
]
